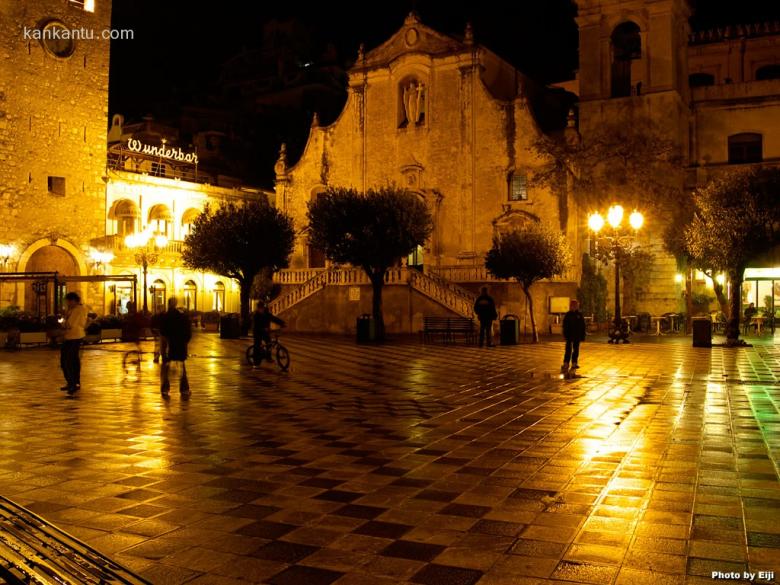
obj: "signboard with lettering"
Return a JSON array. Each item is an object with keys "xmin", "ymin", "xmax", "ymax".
[{"xmin": 126, "ymin": 138, "xmax": 198, "ymax": 165}]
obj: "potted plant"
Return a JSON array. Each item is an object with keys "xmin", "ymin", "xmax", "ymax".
[
  {"xmin": 0, "ymin": 306, "xmax": 21, "ymax": 349},
  {"xmin": 97, "ymin": 315, "xmax": 123, "ymax": 341},
  {"xmin": 18, "ymin": 312, "xmax": 47, "ymax": 345}
]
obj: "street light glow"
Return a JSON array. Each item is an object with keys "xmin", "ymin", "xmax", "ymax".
[
  {"xmin": 0, "ymin": 244, "xmax": 15, "ymax": 259},
  {"xmin": 588, "ymin": 212, "xmax": 605, "ymax": 233},
  {"xmin": 675, "ymin": 273, "xmax": 683, "ymax": 283},
  {"xmin": 716, "ymin": 274, "xmax": 725, "ymax": 285},
  {"xmin": 629, "ymin": 210, "xmax": 644, "ymax": 230},
  {"xmin": 607, "ymin": 205, "xmax": 624, "ymax": 228}
]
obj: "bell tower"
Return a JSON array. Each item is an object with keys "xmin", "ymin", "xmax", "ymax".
[{"xmin": 576, "ymin": 0, "xmax": 692, "ymax": 149}]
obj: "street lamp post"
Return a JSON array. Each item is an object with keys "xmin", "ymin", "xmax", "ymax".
[
  {"xmin": 588, "ymin": 205, "xmax": 644, "ymax": 344},
  {"xmin": 124, "ymin": 231, "xmax": 167, "ymax": 314}
]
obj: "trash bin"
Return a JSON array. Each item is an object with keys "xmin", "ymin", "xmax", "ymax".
[
  {"xmin": 356, "ymin": 314, "xmax": 375, "ymax": 343},
  {"xmin": 219, "ymin": 314, "xmax": 241, "ymax": 339},
  {"xmin": 500, "ymin": 314, "xmax": 520, "ymax": 345},
  {"xmin": 692, "ymin": 317, "xmax": 712, "ymax": 348}
]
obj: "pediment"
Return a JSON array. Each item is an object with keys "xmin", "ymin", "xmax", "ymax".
[{"xmin": 358, "ymin": 13, "xmax": 467, "ymax": 70}]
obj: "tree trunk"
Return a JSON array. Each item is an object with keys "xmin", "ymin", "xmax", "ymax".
[
  {"xmin": 522, "ymin": 283, "xmax": 538, "ymax": 343},
  {"xmin": 239, "ymin": 279, "xmax": 252, "ymax": 336},
  {"xmin": 725, "ymin": 268, "xmax": 743, "ymax": 343},
  {"xmin": 712, "ymin": 281, "xmax": 729, "ymax": 315},
  {"xmin": 370, "ymin": 271, "xmax": 386, "ymax": 342}
]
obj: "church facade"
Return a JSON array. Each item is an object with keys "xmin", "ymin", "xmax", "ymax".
[{"xmin": 273, "ymin": 13, "xmax": 580, "ymax": 334}]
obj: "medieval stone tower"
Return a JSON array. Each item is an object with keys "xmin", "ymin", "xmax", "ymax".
[{"xmin": 0, "ymin": 0, "xmax": 111, "ymax": 310}]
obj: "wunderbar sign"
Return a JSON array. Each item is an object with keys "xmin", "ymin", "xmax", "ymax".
[{"xmin": 126, "ymin": 138, "xmax": 199, "ymax": 165}]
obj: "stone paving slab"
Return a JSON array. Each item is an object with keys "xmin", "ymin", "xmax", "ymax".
[{"xmin": 0, "ymin": 334, "xmax": 779, "ymax": 584}]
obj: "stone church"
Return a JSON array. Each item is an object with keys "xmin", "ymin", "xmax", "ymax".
[
  {"xmin": 272, "ymin": 12, "xmax": 580, "ymax": 334},
  {"xmin": 272, "ymin": 1, "xmax": 780, "ymax": 334}
]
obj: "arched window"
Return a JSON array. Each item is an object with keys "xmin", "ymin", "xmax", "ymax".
[
  {"xmin": 755, "ymin": 64, "xmax": 780, "ymax": 81},
  {"xmin": 213, "ymin": 281, "xmax": 225, "ymax": 312},
  {"xmin": 183, "ymin": 280, "xmax": 197, "ymax": 311},
  {"xmin": 111, "ymin": 199, "xmax": 140, "ymax": 236},
  {"xmin": 728, "ymin": 133, "xmax": 762, "ymax": 164},
  {"xmin": 148, "ymin": 204, "xmax": 173, "ymax": 237},
  {"xmin": 398, "ymin": 77, "xmax": 426, "ymax": 128},
  {"xmin": 611, "ymin": 21, "xmax": 641, "ymax": 98},
  {"xmin": 181, "ymin": 208, "xmax": 200, "ymax": 238},
  {"xmin": 689, "ymin": 72, "xmax": 715, "ymax": 87},
  {"xmin": 151, "ymin": 279, "xmax": 166, "ymax": 313}
]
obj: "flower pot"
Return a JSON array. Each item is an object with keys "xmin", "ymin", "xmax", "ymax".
[
  {"xmin": 19, "ymin": 332, "xmax": 47, "ymax": 345},
  {"xmin": 100, "ymin": 328, "xmax": 122, "ymax": 341}
]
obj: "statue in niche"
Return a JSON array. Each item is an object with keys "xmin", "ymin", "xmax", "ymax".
[{"xmin": 402, "ymin": 80, "xmax": 425, "ymax": 126}]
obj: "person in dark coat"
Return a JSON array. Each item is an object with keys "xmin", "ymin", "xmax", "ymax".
[
  {"xmin": 252, "ymin": 301, "xmax": 285, "ymax": 367},
  {"xmin": 473, "ymin": 286, "xmax": 498, "ymax": 347},
  {"xmin": 562, "ymin": 299, "xmax": 586, "ymax": 373},
  {"xmin": 159, "ymin": 297, "xmax": 192, "ymax": 396}
]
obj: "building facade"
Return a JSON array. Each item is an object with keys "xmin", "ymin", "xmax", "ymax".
[
  {"xmin": 273, "ymin": 13, "xmax": 579, "ymax": 333},
  {"xmin": 0, "ymin": 0, "xmax": 111, "ymax": 312}
]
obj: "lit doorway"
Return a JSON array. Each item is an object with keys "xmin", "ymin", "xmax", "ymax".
[
  {"xmin": 151, "ymin": 279, "xmax": 166, "ymax": 313},
  {"xmin": 407, "ymin": 245, "xmax": 424, "ymax": 271}
]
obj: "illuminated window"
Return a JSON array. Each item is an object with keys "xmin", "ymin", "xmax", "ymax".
[
  {"xmin": 148, "ymin": 204, "xmax": 172, "ymax": 237},
  {"xmin": 181, "ymin": 208, "xmax": 200, "ymax": 238},
  {"xmin": 112, "ymin": 199, "xmax": 140, "ymax": 236},
  {"xmin": 213, "ymin": 282, "xmax": 225, "ymax": 312},
  {"xmin": 68, "ymin": 0, "xmax": 95, "ymax": 12},
  {"xmin": 151, "ymin": 279, "xmax": 166, "ymax": 313},
  {"xmin": 183, "ymin": 280, "xmax": 197, "ymax": 311},
  {"xmin": 508, "ymin": 172, "xmax": 528, "ymax": 201},
  {"xmin": 728, "ymin": 133, "xmax": 762, "ymax": 164}
]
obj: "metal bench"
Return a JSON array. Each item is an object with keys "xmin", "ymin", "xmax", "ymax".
[
  {"xmin": 0, "ymin": 496, "xmax": 150, "ymax": 584},
  {"xmin": 422, "ymin": 316, "xmax": 475, "ymax": 344}
]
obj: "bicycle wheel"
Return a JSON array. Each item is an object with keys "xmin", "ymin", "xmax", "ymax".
[
  {"xmin": 275, "ymin": 344, "xmax": 290, "ymax": 371},
  {"xmin": 245, "ymin": 345, "xmax": 255, "ymax": 365}
]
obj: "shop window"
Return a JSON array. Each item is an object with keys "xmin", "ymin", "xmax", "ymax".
[
  {"xmin": 48, "ymin": 176, "xmax": 66, "ymax": 197},
  {"xmin": 508, "ymin": 172, "xmax": 528, "ymax": 201},
  {"xmin": 728, "ymin": 133, "xmax": 762, "ymax": 164},
  {"xmin": 151, "ymin": 279, "xmax": 166, "ymax": 313},
  {"xmin": 611, "ymin": 21, "xmax": 641, "ymax": 98}
]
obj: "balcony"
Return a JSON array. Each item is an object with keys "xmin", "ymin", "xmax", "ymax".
[
  {"xmin": 692, "ymin": 78, "xmax": 780, "ymax": 104},
  {"xmin": 90, "ymin": 234, "xmax": 184, "ymax": 255}
]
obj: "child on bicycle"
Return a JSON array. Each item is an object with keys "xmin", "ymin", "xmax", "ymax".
[{"xmin": 252, "ymin": 301, "xmax": 285, "ymax": 368}]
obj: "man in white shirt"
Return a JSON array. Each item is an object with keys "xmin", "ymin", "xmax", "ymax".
[{"xmin": 60, "ymin": 292, "xmax": 87, "ymax": 394}]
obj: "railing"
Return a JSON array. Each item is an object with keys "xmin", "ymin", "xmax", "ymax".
[
  {"xmin": 90, "ymin": 234, "xmax": 184, "ymax": 255},
  {"xmin": 107, "ymin": 144, "xmax": 212, "ymax": 184},
  {"xmin": 275, "ymin": 268, "xmax": 327, "ymax": 285},
  {"xmin": 271, "ymin": 266, "xmax": 476, "ymax": 318},
  {"xmin": 430, "ymin": 265, "xmax": 577, "ymax": 284}
]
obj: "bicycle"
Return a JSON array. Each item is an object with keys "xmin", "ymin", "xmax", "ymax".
[
  {"xmin": 122, "ymin": 339, "xmax": 160, "ymax": 373},
  {"xmin": 245, "ymin": 333, "xmax": 290, "ymax": 372}
]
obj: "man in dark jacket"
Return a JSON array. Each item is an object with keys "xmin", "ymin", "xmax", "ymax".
[
  {"xmin": 252, "ymin": 301, "xmax": 285, "ymax": 367},
  {"xmin": 159, "ymin": 297, "xmax": 192, "ymax": 396},
  {"xmin": 473, "ymin": 286, "xmax": 498, "ymax": 347},
  {"xmin": 562, "ymin": 299, "xmax": 586, "ymax": 373}
]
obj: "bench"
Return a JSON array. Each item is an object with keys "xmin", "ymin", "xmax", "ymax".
[
  {"xmin": 0, "ymin": 495, "xmax": 150, "ymax": 584},
  {"xmin": 422, "ymin": 316, "xmax": 475, "ymax": 344}
]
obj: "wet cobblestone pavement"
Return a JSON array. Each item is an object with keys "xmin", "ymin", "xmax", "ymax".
[{"xmin": 1, "ymin": 334, "xmax": 780, "ymax": 584}]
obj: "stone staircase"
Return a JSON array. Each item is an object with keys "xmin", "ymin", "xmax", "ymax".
[{"xmin": 270, "ymin": 266, "xmax": 476, "ymax": 318}]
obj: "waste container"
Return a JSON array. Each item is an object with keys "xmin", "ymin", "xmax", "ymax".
[
  {"xmin": 692, "ymin": 317, "xmax": 712, "ymax": 348},
  {"xmin": 219, "ymin": 314, "xmax": 241, "ymax": 339},
  {"xmin": 356, "ymin": 314, "xmax": 376, "ymax": 343},
  {"xmin": 500, "ymin": 314, "xmax": 520, "ymax": 345}
]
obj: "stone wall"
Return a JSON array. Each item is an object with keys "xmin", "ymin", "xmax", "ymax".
[{"xmin": 0, "ymin": 0, "xmax": 111, "ymax": 310}]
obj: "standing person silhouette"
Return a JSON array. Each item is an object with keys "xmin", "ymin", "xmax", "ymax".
[
  {"xmin": 159, "ymin": 297, "xmax": 192, "ymax": 398},
  {"xmin": 562, "ymin": 299, "xmax": 586, "ymax": 376},
  {"xmin": 60, "ymin": 292, "xmax": 87, "ymax": 395},
  {"xmin": 473, "ymin": 287, "xmax": 497, "ymax": 347}
]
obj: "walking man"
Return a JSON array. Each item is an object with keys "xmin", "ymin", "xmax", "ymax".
[
  {"xmin": 473, "ymin": 286, "xmax": 497, "ymax": 347},
  {"xmin": 60, "ymin": 292, "xmax": 87, "ymax": 394},
  {"xmin": 562, "ymin": 299, "xmax": 586, "ymax": 375},
  {"xmin": 159, "ymin": 297, "xmax": 192, "ymax": 397},
  {"xmin": 252, "ymin": 301, "xmax": 285, "ymax": 368}
]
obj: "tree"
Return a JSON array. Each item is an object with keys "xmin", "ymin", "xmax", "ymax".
[
  {"xmin": 485, "ymin": 223, "xmax": 572, "ymax": 343},
  {"xmin": 684, "ymin": 167, "xmax": 780, "ymax": 344},
  {"xmin": 307, "ymin": 186, "xmax": 433, "ymax": 341},
  {"xmin": 533, "ymin": 117, "xmax": 683, "ymax": 216},
  {"xmin": 578, "ymin": 254, "xmax": 607, "ymax": 323},
  {"xmin": 182, "ymin": 200, "xmax": 295, "ymax": 334}
]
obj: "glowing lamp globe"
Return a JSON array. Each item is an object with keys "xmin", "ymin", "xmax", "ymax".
[
  {"xmin": 674, "ymin": 273, "xmax": 683, "ymax": 283},
  {"xmin": 607, "ymin": 205, "xmax": 624, "ymax": 228},
  {"xmin": 629, "ymin": 210, "xmax": 644, "ymax": 230},
  {"xmin": 588, "ymin": 213, "xmax": 605, "ymax": 233}
]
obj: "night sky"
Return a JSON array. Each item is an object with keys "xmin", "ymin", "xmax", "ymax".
[{"xmin": 108, "ymin": 0, "xmax": 780, "ymax": 184}]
